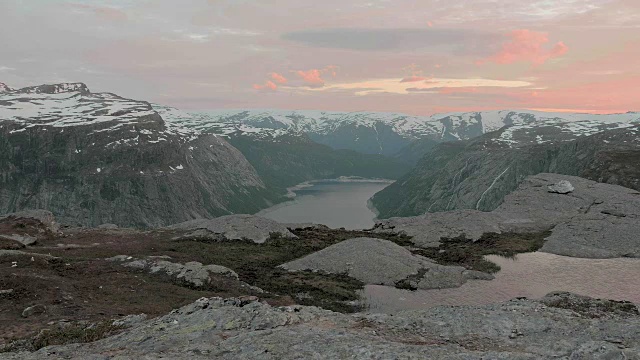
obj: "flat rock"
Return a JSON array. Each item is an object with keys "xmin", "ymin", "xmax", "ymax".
[
  {"xmin": 2, "ymin": 293, "xmax": 638, "ymax": 359},
  {"xmin": 21, "ymin": 305, "xmax": 46, "ymax": 318},
  {"xmin": 281, "ymin": 238, "xmax": 481, "ymax": 289},
  {"xmin": 168, "ymin": 215, "xmax": 296, "ymax": 243},
  {"xmin": 374, "ymin": 210, "xmax": 500, "ymax": 247}
]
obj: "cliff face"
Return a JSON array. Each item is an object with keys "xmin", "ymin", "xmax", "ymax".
[
  {"xmin": 0, "ymin": 83, "xmax": 280, "ymax": 228},
  {"xmin": 372, "ymin": 123, "xmax": 640, "ymax": 218}
]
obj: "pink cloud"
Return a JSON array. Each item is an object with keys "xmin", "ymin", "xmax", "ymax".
[
  {"xmin": 294, "ymin": 66, "xmax": 338, "ymax": 87},
  {"xmin": 482, "ymin": 29, "xmax": 568, "ymax": 66},
  {"xmin": 270, "ymin": 72, "xmax": 288, "ymax": 84},
  {"xmin": 427, "ymin": 21, "xmax": 433, "ymax": 27},
  {"xmin": 400, "ymin": 76, "xmax": 428, "ymax": 83},
  {"xmin": 253, "ymin": 80, "xmax": 278, "ymax": 91}
]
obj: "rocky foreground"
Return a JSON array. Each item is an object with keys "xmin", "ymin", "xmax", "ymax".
[{"xmin": 1, "ymin": 292, "xmax": 639, "ymax": 359}]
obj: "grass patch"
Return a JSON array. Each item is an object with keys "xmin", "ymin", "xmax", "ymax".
[
  {"xmin": 412, "ymin": 231, "xmax": 551, "ymax": 274},
  {"xmin": 1, "ymin": 321, "xmax": 124, "ymax": 353}
]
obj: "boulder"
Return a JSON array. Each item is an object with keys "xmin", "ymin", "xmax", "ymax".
[
  {"xmin": 168, "ymin": 215, "xmax": 297, "ymax": 243},
  {"xmin": 547, "ymin": 180, "xmax": 575, "ymax": 194},
  {"xmin": 107, "ymin": 256, "xmax": 238, "ymax": 287},
  {"xmin": 281, "ymin": 238, "xmax": 485, "ymax": 290}
]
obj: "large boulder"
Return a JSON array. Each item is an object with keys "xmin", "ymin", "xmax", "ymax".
[
  {"xmin": 168, "ymin": 215, "xmax": 297, "ymax": 243},
  {"xmin": 280, "ymin": 237, "xmax": 487, "ymax": 289}
]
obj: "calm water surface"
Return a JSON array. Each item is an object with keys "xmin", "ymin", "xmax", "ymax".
[
  {"xmin": 363, "ymin": 252, "xmax": 640, "ymax": 313},
  {"xmin": 259, "ymin": 179, "xmax": 390, "ymax": 229}
]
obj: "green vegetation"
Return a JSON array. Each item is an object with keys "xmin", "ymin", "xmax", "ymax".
[{"xmin": 412, "ymin": 231, "xmax": 551, "ymax": 274}]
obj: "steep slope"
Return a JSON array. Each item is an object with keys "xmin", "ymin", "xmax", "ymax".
[
  {"xmin": 372, "ymin": 120, "xmax": 640, "ymax": 218},
  {"xmin": 0, "ymin": 83, "xmax": 280, "ymax": 228},
  {"xmin": 171, "ymin": 109, "xmax": 640, "ymax": 161}
]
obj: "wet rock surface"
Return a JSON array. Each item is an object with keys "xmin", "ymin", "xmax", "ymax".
[
  {"xmin": 168, "ymin": 215, "xmax": 297, "ymax": 243},
  {"xmin": 1, "ymin": 293, "xmax": 638, "ymax": 359}
]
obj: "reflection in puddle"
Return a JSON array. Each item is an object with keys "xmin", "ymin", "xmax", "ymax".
[{"xmin": 362, "ymin": 252, "xmax": 640, "ymax": 313}]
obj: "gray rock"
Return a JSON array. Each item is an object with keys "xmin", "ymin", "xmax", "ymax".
[
  {"xmin": 21, "ymin": 305, "xmax": 46, "ymax": 318},
  {"xmin": 109, "ymin": 256, "xmax": 238, "ymax": 287},
  {"xmin": 281, "ymin": 238, "xmax": 481, "ymax": 289},
  {"xmin": 0, "ymin": 289, "xmax": 14, "ymax": 295},
  {"xmin": 374, "ymin": 210, "xmax": 501, "ymax": 247},
  {"xmin": 168, "ymin": 215, "xmax": 297, "ymax": 243},
  {"xmin": 0, "ymin": 210, "xmax": 59, "ymax": 233},
  {"xmin": 0, "ymin": 234, "xmax": 37, "ymax": 247},
  {"xmin": 547, "ymin": 180, "xmax": 575, "ymax": 194},
  {"xmin": 112, "ymin": 314, "xmax": 148, "ymax": 328},
  {"xmin": 2, "ymin": 293, "xmax": 638, "ymax": 359}
]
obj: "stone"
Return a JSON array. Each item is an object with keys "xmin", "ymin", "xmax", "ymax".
[
  {"xmin": 281, "ymin": 238, "xmax": 482, "ymax": 290},
  {"xmin": 547, "ymin": 180, "xmax": 575, "ymax": 194},
  {"xmin": 168, "ymin": 215, "xmax": 297, "ymax": 243},
  {"xmin": 0, "ymin": 234, "xmax": 37, "ymax": 247},
  {"xmin": 109, "ymin": 256, "xmax": 239, "ymax": 288},
  {"xmin": 21, "ymin": 305, "xmax": 46, "ymax": 318}
]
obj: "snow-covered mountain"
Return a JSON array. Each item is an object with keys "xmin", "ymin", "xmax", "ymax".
[
  {"xmin": 165, "ymin": 109, "xmax": 640, "ymax": 157},
  {"xmin": 0, "ymin": 83, "xmax": 279, "ymax": 228}
]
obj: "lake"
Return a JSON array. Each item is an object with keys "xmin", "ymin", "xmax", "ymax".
[
  {"xmin": 363, "ymin": 252, "xmax": 640, "ymax": 313},
  {"xmin": 258, "ymin": 179, "xmax": 391, "ymax": 229}
]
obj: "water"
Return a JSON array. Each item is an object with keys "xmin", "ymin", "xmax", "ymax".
[
  {"xmin": 363, "ymin": 252, "xmax": 640, "ymax": 313},
  {"xmin": 258, "ymin": 179, "xmax": 390, "ymax": 230}
]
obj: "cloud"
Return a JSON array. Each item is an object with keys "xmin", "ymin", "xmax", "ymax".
[
  {"xmin": 68, "ymin": 3, "xmax": 128, "ymax": 22},
  {"xmin": 481, "ymin": 29, "xmax": 568, "ymax": 65},
  {"xmin": 253, "ymin": 80, "xmax": 278, "ymax": 91},
  {"xmin": 400, "ymin": 76, "xmax": 429, "ymax": 83},
  {"xmin": 292, "ymin": 66, "xmax": 338, "ymax": 87},
  {"xmin": 0, "ymin": 66, "xmax": 16, "ymax": 72},
  {"xmin": 295, "ymin": 69, "xmax": 324, "ymax": 87},
  {"xmin": 282, "ymin": 28, "xmax": 499, "ymax": 54},
  {"xmin": 306, "ymin": 77, "xmax": 533, "ymax": 96},
  {"xmin": 270, "ymin": 72, "xmax": 288, "ymax": 84}
]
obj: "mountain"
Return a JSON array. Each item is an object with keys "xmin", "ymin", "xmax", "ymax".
[
  {"xmin": 170, "ymin": 109, "xmax": 640, "ymax": 163},
  {"xmin": 0, "ymin": 82, "xmax": 12, "ymax": 93},
  {"xmin": 371, "ymin": 114, "xmax": 640, "ymax": 218},
  {"xmin": 0, "ymin": 83, "xmax": 281, "ymax": 228},
  {"xmin": 154, "ymin": 106, "xmax": 411, "ymax": 190}
]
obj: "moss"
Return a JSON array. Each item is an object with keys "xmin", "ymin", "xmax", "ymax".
[
  {"xmin": 1, "ymin": 321, "xmax": 125, "ymax": 353},
  {"xmin": 412, "ymin": 231, "xmax": 551, "ymax": 274}
]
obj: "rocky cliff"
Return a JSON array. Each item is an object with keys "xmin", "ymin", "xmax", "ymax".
[{"xmin": 0, "ymin": 83, "xmax": 280, "ymax": 228}]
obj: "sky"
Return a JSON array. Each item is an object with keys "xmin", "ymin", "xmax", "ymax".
[{"xmin": 0, "ymin": 0, "xmax": 639, "ymax": 115}]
